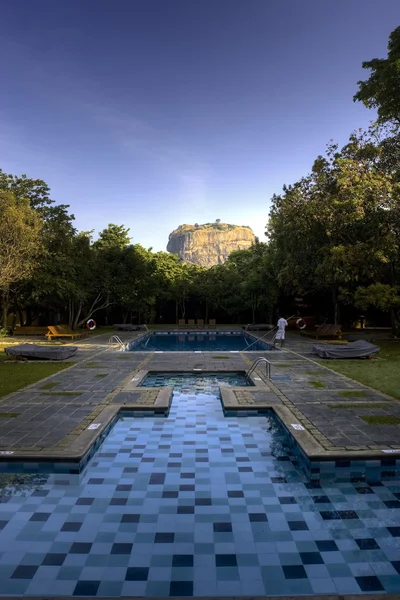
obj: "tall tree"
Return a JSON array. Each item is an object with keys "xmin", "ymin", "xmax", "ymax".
[
  {"xmin": 354, "ymin": 26, "xmax": 400, "ymax": 127},
  {"xmin": 0, "ymin": 190, "xmax": 43, "ymax": 327},
  {"xmin": 0, "ymin": 169, "xmax": 53, "ymax": 209},
  {"xmin": 94, "ymin": 224, "xmax": 131, "ymax": 250}
]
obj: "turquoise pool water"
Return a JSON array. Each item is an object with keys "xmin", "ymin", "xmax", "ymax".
[
  {"xmin": 127, "ymin": 332, "xmax": 273, "ymax": 352},
  {"xmin": 139, "ymin": 372, "xmax": 254, "ymax": 393},
  {"xmin": 0, "ymin": 380, "xmax": 399, "ymax": 596}
]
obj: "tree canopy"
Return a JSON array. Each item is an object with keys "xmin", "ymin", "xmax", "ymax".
[{"xmin": 354, "ymin": 25, "xmax": 400, "ymax": 126}]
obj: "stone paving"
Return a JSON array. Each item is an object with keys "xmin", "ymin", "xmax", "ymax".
[{"xmin": 0, "ymin": 329, "xmax": 399, "ymax": 463}]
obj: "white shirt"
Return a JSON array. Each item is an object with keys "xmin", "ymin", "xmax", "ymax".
[{"xmin": 277, "ymin": 318, "xmax": 288, "ymax": 331}]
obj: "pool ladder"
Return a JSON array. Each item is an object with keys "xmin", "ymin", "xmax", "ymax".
[
  {"xmin": 246, "ymin": 357, "xmax": 271, "ymax": 380},
  {"xmin": 109, "ymin": 335, "xmax": 125, "ymax": 349}
]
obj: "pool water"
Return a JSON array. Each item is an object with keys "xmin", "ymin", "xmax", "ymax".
[
  {"xmin": 139, "ymin": 372, "xmax": 254, "ymax": 393},
  {"xmin": 127, "ymin": 332, "xmax": 273, "ymax": 352},
  {"xmin": 0, "ymin": 393, "xmax": 399, "ymax": 596}
]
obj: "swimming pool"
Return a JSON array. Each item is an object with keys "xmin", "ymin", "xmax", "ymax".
[
  {"xmin": 0, "ymin": 391, "xmax": 399, "ymax": 597},
  {"xmin": 139, "ymin": 371, "xmax": 254, "ymax": 393},
  {"xmin": 127, "ymin": 332, "xmax": 273, "ymax": 352}
]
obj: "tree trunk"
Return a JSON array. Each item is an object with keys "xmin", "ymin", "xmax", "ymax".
[
  {"xmin": 332, "ymin": 287, "xmax": 340, "ymax": 325},
  {"xmin": 268, "ymin": 305, "xmax": 275, "ymax": 325},
  {"xmin": 1, "ymin": 288, "xmax": 9, "ymax": 329},
  {"xmin": 68, "ymin": 300, "xmax": 73, "ymax": 328},
  {"xmin": 73, "ymin": 301, "xmax": 83, "ymax": 329},
  {"xmin": 390, "ymin": 308, "xmax": 399, "ymax": 337},
  {"xmin": 175, "ymin": 300, "xmax": 178, "ymax": 324},
  {"xmin": 205, "ymin": 299, "xmax": 209, "ymax": 324}
]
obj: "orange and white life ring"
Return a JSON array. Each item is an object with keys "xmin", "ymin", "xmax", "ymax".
[
  {"xmin": 296, "ymin": 318, "xmax": 306, "ymax": 330},
  {"xmin": 86, "ymin": 319, "xmax": 96, "ymax": 330}
]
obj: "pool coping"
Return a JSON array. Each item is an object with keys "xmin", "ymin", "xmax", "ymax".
[
  {"xmin": 1, "ymin": 593, "xmax": 399, "ymax": 600},
  {"xmin": 0, "ymin": 361, "xmax": 399, "ymax": 473}
]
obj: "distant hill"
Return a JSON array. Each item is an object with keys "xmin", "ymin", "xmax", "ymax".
[{"xmin": 167, "ymin": 222, "xmax": 256, "ymax": 267}]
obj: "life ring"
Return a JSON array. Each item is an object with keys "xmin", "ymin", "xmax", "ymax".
[
  {"xmin": 86, "ymin": 319, "xmax": 96, "ymax": 330},
  {"xmin": 296, "ymin": 318, "xmax": 306, "ymax": 330}
]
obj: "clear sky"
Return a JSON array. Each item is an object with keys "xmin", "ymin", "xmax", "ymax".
[{"xmin": 1, "ymin": 1, "xmax": 399, "ymax": 250}]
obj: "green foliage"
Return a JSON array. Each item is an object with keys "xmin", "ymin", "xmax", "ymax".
[
  {"xmin": 330, "ymin": 403, "xmax": 390, "ymax": 408},
  {"xmin": 0, "ymin": 190, "xmax": 43, "ymax": 289},
  {"xmin": 0, "ymin": 358, "xmax": 69, "ymax": 398},
  {"xmin": 338, "ymin": 390, "xmax": 368, "ymax": 398},
  {"xmin": 41, "ymin": 391, "xmax": 83, "ymax": 396},
  {"xmin": 354, "ymin": 26, "xmax": 400, "ymax": 126},
  {"xmin": 0, "ymin": 169, "xmax": 53, "ymax": 209},
  {"xmin": 94, "ymin": 224, "xmax": 131, "ymax": 250},
  {"xmin": 40, "ymin": 382, "xmax": 59, "ymax": 390},
  {"xmin": 362, "ymin": 415, "xmax": 400, "ymax": 425},
  {"xmin": 320, "ymin": 342, "xmax": 400, "ymax": 399},
  {"xmin": 309, "ymin": 381, "xmax": 325, "ymax": 388},
  {"xmin": 267, "ymin": 125, "xmax": 400, "ymax": 328}
]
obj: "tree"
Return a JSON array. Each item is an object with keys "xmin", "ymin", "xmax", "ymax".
[
  {"xmin": 0, "ymin": 190, "xmax": 43, "ymax": 327},
  {"xmin": 215, "ymin": 218, "xmax": 221, "ymax": 224},
  {"xmin": 354, "ymin": 26, "xmax": 400, "ymax": 127},
  {"xmin": 0, "ymin": 169, "xmax": 53, "ymax": 209},
  {"xmin": 93, "ymin": 224, "xmax": 131, "ymax": 250},
  {"xmin": 355, "ymin": 284, "xmax": 400, "ymax": 336},
  {"xmin": 267, "ymin": 129, "xmax": 399, "ymax": 324}
]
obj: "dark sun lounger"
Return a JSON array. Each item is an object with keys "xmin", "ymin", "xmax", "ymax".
[
  {"xmin": 113, "ymin": 324, "xmax": 148, "ymax": 331},
  {"xmin": 5, "ymin": 344, "xmax": 78, "ymax": 360},
  {"xmin": 312, "ymin": 340, "xmax": 380, "ymax": 359}
]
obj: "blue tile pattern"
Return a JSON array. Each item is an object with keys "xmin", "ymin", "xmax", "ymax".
[
  {"xmin": 127, "ymin": 332, "xmax": 273, "ymax": 352},
  {"xmin": 0, "ymin": 391, "xmax": 399, "ymax": 596},
  {"xmin": 140, "ymin": 372, "xmax": 253, "ymax": 392}
]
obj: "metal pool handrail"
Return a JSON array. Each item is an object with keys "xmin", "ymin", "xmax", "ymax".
[
  {"xmin": 246, "ymin": 357, "xmax": 271, "ymax": 380},
  {"xmin": 109, "ymin": 335, "xmax": 125, "ymax": 349}
]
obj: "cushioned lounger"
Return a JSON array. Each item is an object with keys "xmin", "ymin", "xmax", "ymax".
[
  {"xmin": 312, "ymin": 340, "xmax": 380, "ymax": 359},
  {"xmin": 5, "ymin": 344, "xmax": 78, "ymax": 360},
  {"xmin": 113, "ymin": 324, "xmax": 146, "ymax": 331},
  {"xmin": 244, "ymin": 324, "xmax": 274, "ymax": 331}
]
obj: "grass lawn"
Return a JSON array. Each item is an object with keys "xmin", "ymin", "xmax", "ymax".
[
  {"xmin": 0, "ymin": 349, "xmax": 70, "ymax": 399},
  {"xmin": 320, "ymin": 342, "xmax": 400, "ymax": 400}
]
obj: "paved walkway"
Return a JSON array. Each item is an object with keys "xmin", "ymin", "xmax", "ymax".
[{"xmin": 0, "ymin": 329, "xmax": 399, "ymax": 465}]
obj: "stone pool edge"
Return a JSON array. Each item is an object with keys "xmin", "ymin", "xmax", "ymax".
[
  {"xmin": 0, "ymin": 367, "xmax": 399, "ymax": 477},
  {"xmin": 1, "ymin": 593, "xmax": 400, "ymax": 600}
]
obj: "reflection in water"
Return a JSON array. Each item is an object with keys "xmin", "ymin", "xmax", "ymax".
[{"xmin": 0, "ymin": 473, "xmax": 48, "ymax": 499}]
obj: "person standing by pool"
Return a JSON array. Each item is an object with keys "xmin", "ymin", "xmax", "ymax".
[{"xmin": 274, "ymin": 315, "xmax": 288, "ymax": 347}]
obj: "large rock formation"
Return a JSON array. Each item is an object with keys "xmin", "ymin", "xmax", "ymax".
[{"xmin": 167, "ymin": 222, "xmax": 256, "ymax": 267}]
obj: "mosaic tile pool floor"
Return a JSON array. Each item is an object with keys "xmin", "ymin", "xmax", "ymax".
[
  {"xmin": 0, "ymin": 392, "xmax": 400, "ymax": 596},
  {"xmin": 139, "ymin": 372, "xmax": 253, "ymax": 392}
]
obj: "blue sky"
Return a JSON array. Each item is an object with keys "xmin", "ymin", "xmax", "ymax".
[{"xmin": 1, "ymin": 1, "xmax": 399, "ymax": 250}]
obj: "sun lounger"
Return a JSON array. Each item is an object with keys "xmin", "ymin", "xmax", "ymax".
[
  {"xmin": 197, "ymin": 319, "xmax": 204, "ymax": 328},
  {"xmin": 178, "ymin": 320, "xmax": 186, "ymax": 329},
  {"xmin": 187, "ymin": 319, "xmax": 195, "ymax": 328},
  {"xmin": 302, "ymin": 324, "xmax": 342, "ymax": 339},
  {"xmin": 243, "ymin": 324, "xmax": 274, "ymax": 331},
  {"xmin": 312, "ymin": 340, "xmax": 380, "ymax": 359},
  {"xmin": 114, "ymin": 324, "xmax": 148, "ymax": 331},
  {"xmin": 208, "ymin": 319, "xmax": 216, "ymax": 329},
  {"xmin": 46, "ymin": 325, "xmax": 89, "ymax": 340},
  {"xmin": 13, "ymin": 326, "xmax": 49, "ymax": 336},
  {"xmin": 5, "ymin": 344, "xmax": 78, "ymax": 360}
]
